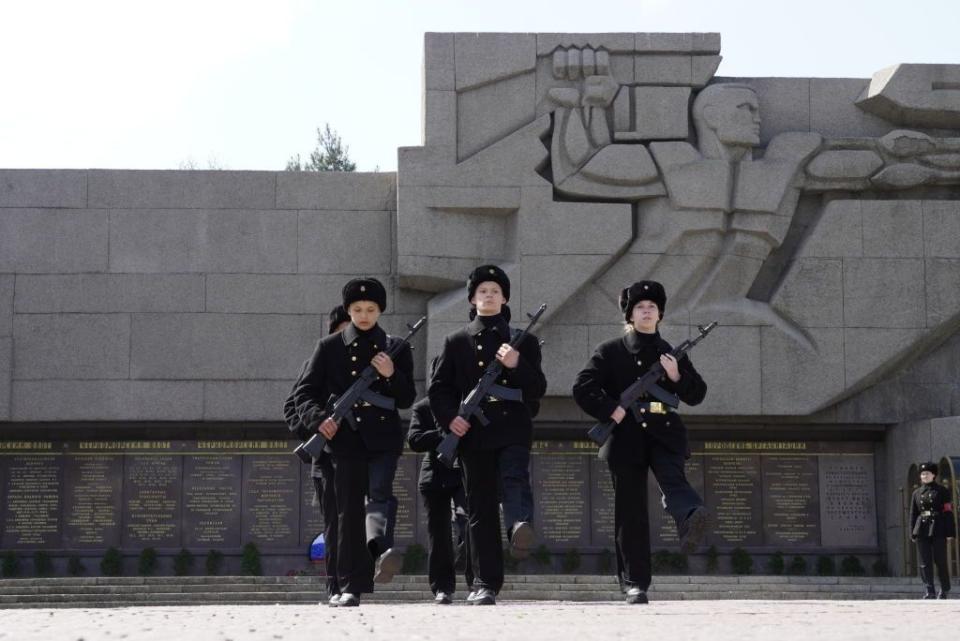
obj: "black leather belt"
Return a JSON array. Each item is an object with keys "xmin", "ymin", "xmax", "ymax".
[{"xmin": 632, "ymin": 401, "xmax": 671, "ymax": 415}]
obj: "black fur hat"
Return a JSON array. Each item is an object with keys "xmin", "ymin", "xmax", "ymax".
[
  {"xmin": 467, "ymin": 264, "xmax": 511, "ymax": 303},
  {"xmin": 327, "ymin": 305, "xmax": 350, "ymax": 335},
  {"xmin": 619, "ymin": 280, "xmax": 667, "ymax": 322},
  {"xmin": 342, "ymin": 277, "xmax": 387, "ymax": 312},
  {"xmin": 920, "ymin": 461, "xmax": 939, "ymax": 476}
]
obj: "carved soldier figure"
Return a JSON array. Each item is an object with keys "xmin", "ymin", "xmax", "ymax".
[
  {"xmin": 572, "ymin": 281, "xmax": 708, "ymax": 605},
  {"xmin": 294, "ymin": 278, "xmax": 416, "ymax": 607},
  {"xmin": 428, "ymin": 265, "xmax": 547, "ymax": 606},
  {"xmin": 910, "ymin": 462, "xmax": 955, "ymax": 599}
]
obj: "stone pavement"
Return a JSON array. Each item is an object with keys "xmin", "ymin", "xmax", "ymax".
[{"xmin": 0, "ymin": 600, "xmax": 952, "ymax": 641}]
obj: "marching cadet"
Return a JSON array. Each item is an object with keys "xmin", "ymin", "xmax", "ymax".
[
  {"xmin": 295, "ymin": 278, "xmax": 416, "ymax": 607},
  {"xmin": 428, "ymin": 265, "xmax": 546, "ymax": 606},
  {"xmin": 572, "ymin": 281, "xmax": 708, "ymax": 605},
  {"xmin": 283, "ymin": 305, "xmax": 350, "ymax": 605},
  {"xmin": 911, "ymin": 462, "xmax": 955, "ymax": 598},
  {"xmin": 407, "ymin": 391, "xmax": 473, "ymax": 604}
]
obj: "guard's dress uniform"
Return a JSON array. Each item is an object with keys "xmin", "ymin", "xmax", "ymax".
[
  {"xmin": 295, "ymin": 322, "xmax": 415, "ymax": 595},
  {"xmin": 429, "ymin": 312, "xmax": 546, "ymax": 595},
  {"xmin": 284, "ymin": 358, "xmax": 339, "ymax": 598},
  {"xmin": 911, "ymin": 475, "xmax": 955, "ymax": 597},
  {"xmin": 573, "ymin": 329, "xmax": 706, "ymax": 594},
  {"xmin": 407, "ymin": 397, "xmax": 473, "ymax": 597}
]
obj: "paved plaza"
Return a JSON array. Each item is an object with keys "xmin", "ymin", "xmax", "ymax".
[{"xmin": 0, "ymin": 600, "xmax": 950, "ymax": 641}]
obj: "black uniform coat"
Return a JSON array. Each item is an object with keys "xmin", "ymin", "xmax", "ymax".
[
  {"xmin": 572, "ymin": 329, "xmax": 706, "ymax": 463},
  {"xmin": 294, "ymin": 323, "xmax": 416, "ymax": 456},
  {"xmin": 407, "ymin": 398, "xmax": 463, "ymax": 493},
  {"xmin": 428, "ymin": 314, "xmax": 546, "ymax": 452},
  {"xmin": 911, "ymin": 482, "xmax": 956, "ymax": 539},
  {"xmin": 284, "ymin": 359, "xmax": 312, "ymax": 442}
]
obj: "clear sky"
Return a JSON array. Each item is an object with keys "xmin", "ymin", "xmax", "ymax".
[{"xmin": 1, "ymin": 0, "xmax": 958, "ymax": 172}]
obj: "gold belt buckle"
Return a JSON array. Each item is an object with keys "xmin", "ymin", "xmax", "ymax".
[{"xmin": 649, "ymin": 402, "xmax": 665, "ymax": 414}]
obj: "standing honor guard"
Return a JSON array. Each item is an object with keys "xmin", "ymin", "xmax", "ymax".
[
  {"xmin": 911, "ymin": 462, "xmax": 955, "ymax": 599},
  {"xmin": 295, "ymin": 278, "xmax": 416, "ymax": 607},
  {"xmin": 284, "ymin": 305, "xmax": 350, "ymax": 605},
  {"xmin": 572, "ymin": 281, "xmax": 708, "ymax": 604},
  {"xmin": 428, "ymin": 265, "xmax": 547, "ymax": 605}
]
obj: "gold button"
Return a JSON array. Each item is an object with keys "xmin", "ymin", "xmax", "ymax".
[
  {"xmin": 352, "ymin": 342, "xmax": 357, "ymax": 347},
  {"xmin": 477, "ymin": 345, "xmax": 482, "ymax": 350},
  {"xmin": 640, "ymin": 408, "xmax": 646, "ymax": 414},
  {"xmin": 637, "ymin": 360, "xmax": 642, "ymax": 366},
  {"xmin": 666, "ymin": 422, "xmax": 671, "ymax": 427},
  {"xmin": 351, "ymin": 370, "xmax": 357, "ymax": 376},
  {"xmin": 641, "ymin": 422, "xmax": 647, "ymax": 428},
  {"xmin": 351, "ymin": 356, "xmax": 357, "ymax": 361},
  {"xmin": 478, "ymin": 361, "xmax": 484, "ymax": 366},
  {"xmin": 356, "ymin": 417, "xmax": 362, "ymax": 423},
  {"xmin": 501, "ymin": 379, "xmax": 507, "ymax": 384},
  {"xmin": 380, "ymin": 416, "xmax": 385, "ymax": 421},
  {"xmin": 374, "ymin": 344, "xmax": 378, "ymax": 349}
]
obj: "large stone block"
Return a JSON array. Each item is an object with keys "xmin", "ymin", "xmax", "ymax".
[
  {"xmin": 457, "ymin": 71, "xmax": 536, "ymax": 161},
  {"xmin": 629, "ymin": 87, "xmax": 691, "ymax": 139},
  {"xmin": 861, "ymin": 200, "xmax": 923, "ymax": 258},
  {"xmin": 205, "ymin": 274, "xmax": 371, "ymax": 315},
  {"xmin": 842, "ymin": 258, "xmax": 925, "ymax": 328},
  {"xmin": 760, "ymin": 327, "xmax": 844, "ymax": 414},
  {"xmin": 453, "ymin": 33, "xmax": 536, "ymax": 91},
  {"xmin": 801, "ymin": 200, "xmax": 862, "ymax": 258},
  {"xmin": 685, "ymin": 325, "xmax": 761, "ymax": 416},
  {"xmin": 14, "ymin": 274, "xmax": 205, "ymax": 313},
  {"xmin": 538, "ymin": 324, "xmax": 590, "ymax": 397},
  {"xmin": 11, "ymin": 381, "xmax": 203, "ymax": 421},
  {"xmin": 634, "ymin": 55, "xmax": 691, "ymax": 85},
  {"xmin": 422, "ymin": 90, "xmax": 457, "ymax": 150},
  {"xmin": 771, "ymin": 258, "xmax": 844, "ymax": 328},
  {"xmin": 549, "ymin": 284, "xmax": 622, "ymax": 326},
  {"xmin": 204, "ymin": 380, "xmax": 293, "ymax": 421},
  {"xmin": 130, "ymin": 313, "xmax": 320, "ymax": 380},
  {"xmin": 856, "ymin": 64, "xmax": 960, "ymax": 129},
  {"xmin": 0, "ymin": 276, "xmax": 12, "ymax": 337},
  {"xmin": 843, "ymin": 328, "xmax": 924, "ymax": 390},
  {"xmin": 0, "ymin": 170, "xmax": 87, "ymax": 208},
  {"xmin": 87, "ymin": 170, "xmax": 277, "ymax": 209},
  {"xmin": 923, "ymin": 200, "xmax": 960, "ymax": 257},
  {"xmin": 536, "ymin": 33, "xmax": 634, "ymax": 56},
  {"xmin": 13, "ymin": 314, "xmax": 130, "ymax": 380},
  {"xmin": 925, "ymin": 259, "xmax": 960, "ymax": 327},
  {"xmin": 931, "ymin": 417, "xmax": 960, "ymax": 461},
  {"xmin": 298, "ymin": 210, "xmax": 392, "ymax": 274},
  {"xmin": 520, "ymin": 254, "xmax": 618, "ymax": 326},
  {"xmin": 0, "ymin": 337, "xmax": 9, "ymax": 420},
  {"xmin": 0, "ymin": 209, "xmax": 108, "ymax": 273},
  {"xmin": 424, "ymin": 33, "xmax": 455, "ymax": 91},
  {"xmin": 109, "ymin": 209, "xmax": 297, "ymax": 273},
  {"xmin": 810, "ymin": 79, "xmax": 894, "ymax": 140},
  {"xmin": 275, "ymin": 172, "xmax": 396, "ymax": 211},
  {"xmin": 636, "ymin": 33, "xmax": 720, "ymax": 54},
  {"xmin": 520, "ymin": 189, "xmax": 632, "ymax": 256},
  {"xmin": 908, "ymin": 331, "xmax": 960, "ymax": 385}
]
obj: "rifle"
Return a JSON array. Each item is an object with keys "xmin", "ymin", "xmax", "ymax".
[
  {"xmin": 586, "ymin": 321, "xmax": 718, "ymax": 447},
  {"xmin": 436, "ymin": 304, "xmax": 547, "ymax": 468},
  {"xmin": 294, "ymin": 316, "xmax": 426, "ymax": 463}
]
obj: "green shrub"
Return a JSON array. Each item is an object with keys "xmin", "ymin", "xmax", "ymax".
[
  {"xmin": 767, "ymin": 551, "xmax": 784, "ymax": 575},
  {"xmin": 100, "ymin": 547, "xmax": 122, "ymax": 577},
  {"xmin": 33, "ymin": 551, "xmax": 53, "ymax": 577},
  {"xmin": 240, "ymin": 543, "xmax": 262, "ymax": 576},
  {"xmin": 561, "ymin": 549, "xmax": 581, "ymax": 573},
  {"xmin": 138, "ymin": 548, "xmax": 158, "ymax": 576},
  {"xmin": 597, "ymin": 548, "xmax": 613, "ymax": 574},
  {"xmin": 786, "ymin": 556, "xmax": 807, "ymax": 576},
  {"xmin": 67, "ymin": 555, "xmax": 86, "ymax": 576},
  {"xmin": 173, "ymin": 549, "xmax": 194, "ymax": 576},
  {"xmin": 730, "ymin": 547, "xmax": 753, "ymax": 575},
  {"xmin": 705, "ymin": 545, "xmax": 719, "ymax": 574},
  {"xmin": 872, "ymin": 558, "xmax": 890, "ymax": 577},
  {"xmin": 401, "ymin": 544, "xmax": 427, "ymax": 574},
  {"xmin": 652, "ymin": 550, "xmax": 688, "ymax": 574},
  {"xmin": 1, "ymin": 551, "xmax": 20, "ymax": 578},
  {"xmin": 840, "ymin": 555, "xmax": 865, "ymax": 577},
  {"xmin": 531, "ymin": 544, "xmax": 552, "ymax": 567},
  {"xmin": 205, "ymin": 550, "xmax": 224, "ymax": 576},
  {"xmin": 816, "ymin": 555, "xmax": 836, "ymax": 576},
  {"xmin": 502, "ymin": 547, "xmax": 520, "ymax": 572}
]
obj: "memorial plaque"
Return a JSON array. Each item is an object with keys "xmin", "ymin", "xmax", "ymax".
[
  {"xmin": 762, "ymin": 455, "xmax": 820, "ymax": 546},
  {"xmin": 0, "ymin": 445, "xmax": 62, "ymax": 549},
  {"xmin": 589, "ymin": 456, "xmax": 616, "ymax": 547},
  {"xmin": 242, "ymin": 455, "xmax": 299, "ymax": 548},
  {"xmin": 182, "ymin": 454, "xmax": 242, "ymax": 548},
  {"xmin": 704, "ymin": 454, "xmax": 763, "ymax": 546},
  {"xmin": 62, "ymin": 452, "xmax": 123, "ymax": 549},
  {"xmin": 299, "ymin": 464, "xmax": 325, "ymax": 547},
  {"xmin": 531, "ymin": 441, "xmax": 590, "ymax": 547},
  {"xmin": 392, "ymin": 453, "xmax": 420, "ymax": 546},
  {"xmin": 649, "ymin": 457, "xmax": 705, "ymax": 548},
  {"xmin": 122, "ymin": 452, "xmax": 182, "ymax": 548},
  {"xmin": 819, "ymin": 455, "xmax": 878, "ymax": 547}
]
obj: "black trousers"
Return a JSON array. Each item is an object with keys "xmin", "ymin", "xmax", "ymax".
[
  {"xmin": 312, "ymin": 455, "xmax": 339, "ymax": 597},
  {"xmin": 332, "ymin": 455, "xmax": 375, "ymax": 595},
  {"xmin": 917, "ymin": 535, "xmax": 950, "ymax": 593},
  {"xmin": 422, "ymin": 486, "xmax": 473, "ymax": 595},
  {"xmin": 461, "ymin": 447, "xmax": 527, "ymax": 594},
  {"xmin": 648, "ymin": 440, "xmax": 703, "ymax": 530},
  {"xmin": 365, "ymin": 450, "xmax": 400, "ymax": 557}
]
